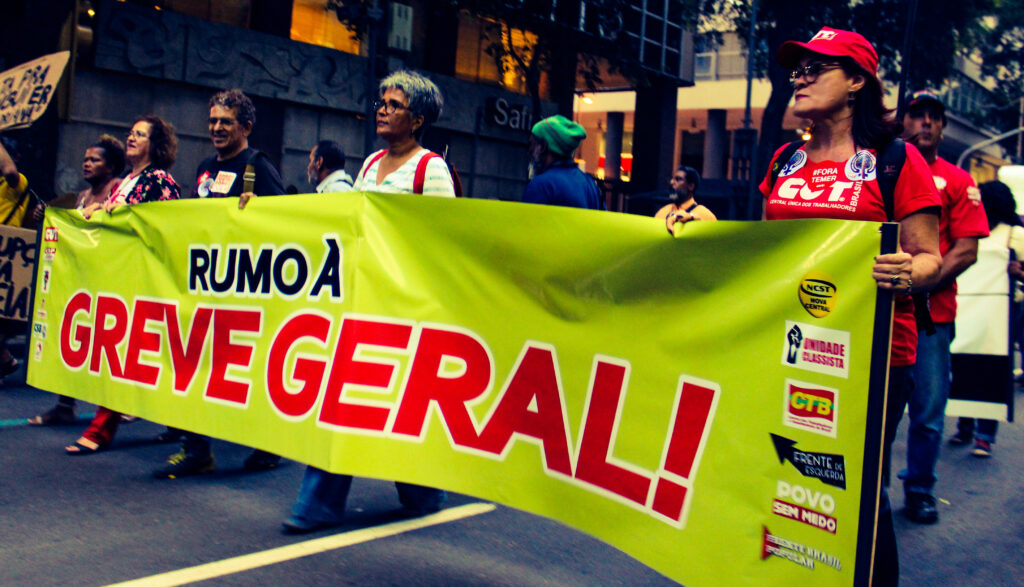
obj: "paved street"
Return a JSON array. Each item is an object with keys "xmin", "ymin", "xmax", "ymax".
[{"xmin": 2, "ymin": 371, "xmax": 1022, "ymax": 585}]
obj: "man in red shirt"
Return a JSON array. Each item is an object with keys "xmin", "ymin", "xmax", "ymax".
[{"xmin": 898, "ymin": 91, "xmax": 990, "ymax": 524}]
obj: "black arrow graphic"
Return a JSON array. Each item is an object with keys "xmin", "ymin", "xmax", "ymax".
[{"xmin": 771, "ymin": 433, "xmax": 846, "ymax": 490}]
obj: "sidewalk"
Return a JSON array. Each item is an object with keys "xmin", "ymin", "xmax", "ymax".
[{"xmin": 893, "ymin": 384, "xmax": 1024, "ymax": 585}]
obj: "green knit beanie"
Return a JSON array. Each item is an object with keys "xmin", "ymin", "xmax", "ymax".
[{"xmin": 531, "ymin": 115, "xmax": 587, "ymax": 158}]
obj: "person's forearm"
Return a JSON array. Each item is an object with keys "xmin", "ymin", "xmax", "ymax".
[
  {"xmin": 910, "ymin": 252, "xmax": 942, "ymax": 292},
  {"xmin": 932, "ymin": 238, "xmax": 979, "ymax": 292}
]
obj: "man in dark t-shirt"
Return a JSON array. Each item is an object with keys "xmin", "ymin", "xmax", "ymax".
[
  {"xmin": 155, "ymin": 89, "xmax": 284, "ymax": 479},
  {"xmin": 192, "ymin": 90, "xmax": 284, "ymax": 200}
]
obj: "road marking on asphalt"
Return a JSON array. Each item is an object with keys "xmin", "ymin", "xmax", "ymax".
[
  {"xmin": 106, "ymin": 502, "xmax": 497, "ymax": 587},
  {"xmin": 0, "ymin": 413, "xmax": 95, "ymax": 428}
]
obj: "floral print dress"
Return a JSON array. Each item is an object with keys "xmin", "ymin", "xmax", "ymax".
[{"xmin": 107, "ymin": 166, "xmax": 181, "ymax": 208}]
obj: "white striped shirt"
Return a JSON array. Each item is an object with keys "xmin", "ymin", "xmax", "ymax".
[{"xmin": 354, "ymin": 148, "xmax": 455, "ymax": 197}]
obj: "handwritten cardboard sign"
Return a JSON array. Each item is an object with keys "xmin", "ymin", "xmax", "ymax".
[
  {"xmin": 0, "ymin": 51, "xmax": 70, "ymax": 131},
  {"xmin": 0, "ymin": 224, "xmax": 36, "ymax": 322}
]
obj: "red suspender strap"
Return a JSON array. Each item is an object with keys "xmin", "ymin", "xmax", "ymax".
[
  {"xmin": 414, "ymin": 152, "xmax": 440, "ymax": 194},
  {"xmin": 362, "ymin": 150, "xmax": 388, "ymax": 180}
]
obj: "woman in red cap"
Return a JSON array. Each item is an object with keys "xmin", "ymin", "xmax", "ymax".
[{"xmin": 762, "ymin": 27, "xmax": 942, "ymax": 584}]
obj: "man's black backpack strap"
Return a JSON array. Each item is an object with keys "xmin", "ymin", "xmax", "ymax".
[
  {"xmin": 243, "ymin": 149, "xmax": 264, "ymax": 195},
  {"xmin": 875, "ymin": 138, "xmax": 906, "ymax": 224}
]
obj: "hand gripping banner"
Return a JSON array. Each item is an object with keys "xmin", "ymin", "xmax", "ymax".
[{"xmin": 28, "ymin": 193, "xmax": 893, "ymax": 586}]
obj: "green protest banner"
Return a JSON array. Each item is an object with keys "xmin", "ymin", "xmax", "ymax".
[{"xmin": 28, "ymin": 193, "xmax": 891, "ymax": 585}]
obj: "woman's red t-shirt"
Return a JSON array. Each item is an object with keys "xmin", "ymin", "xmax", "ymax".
[{"xmin": 759, "ymin": 143, "xmax": 940, "ymax": 366}]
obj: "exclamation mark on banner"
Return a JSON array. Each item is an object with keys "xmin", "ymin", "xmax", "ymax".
[{"xmin": 650, "ymin": 378, "xmax": 719, "ymax": 526}]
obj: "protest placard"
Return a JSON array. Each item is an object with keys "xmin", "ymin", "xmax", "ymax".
[
  {"xmin": 0, "ymin": 51, "xmax": 70, "ymax": 131},
  {"xmin": 0, "ymin": 223, "xmax": 36, "ymax": 322}
]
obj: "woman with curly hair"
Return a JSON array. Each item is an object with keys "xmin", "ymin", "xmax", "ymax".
[{"xmin": 68, "ymin": 114, "xmax": 181, "ymax": 454}]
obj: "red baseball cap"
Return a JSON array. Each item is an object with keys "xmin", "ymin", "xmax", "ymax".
[{"xmin": 777, "ymin": 27, "xmax": 879, "ymax": 77}]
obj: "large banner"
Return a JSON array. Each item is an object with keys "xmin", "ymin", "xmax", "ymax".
[{"xmin": 28, "ymin": 193, "xmax": 890, "ymax": 586}]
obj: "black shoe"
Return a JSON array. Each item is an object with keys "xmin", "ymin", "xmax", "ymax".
[
  {"xmin": 243, "ymin": 449, "xmax": 281, "ymax": 471},
  {"xmin": 903, "ymin": 493, "xmax": 938, "ymax": 524},
  {"xmin": 281, "ymin": 515, "xmax": 342, "ymax": 535},
  {"xmin": 154, "ymin": 427, "xmax": 184, "ymax": 444},
  {"xmin": 949, "ymin": 430, "xmax": 972, "ymax": 446},
  {"xmin": 399, "ymin": 504, "xmax": 443, "ymax": 518},
  {"xmin": 154, "ymin": 449, "xmax": 216, "ymax": 479}
]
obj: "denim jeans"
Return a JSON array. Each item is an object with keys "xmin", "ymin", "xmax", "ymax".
[
  {"xmin": 956, "ymin": 417, "xmax": 999, "ymax": 443},
  {"xmin": 899, "ymin": 323, "xmax": 953, "ymax": 495},
  {"xmin": 292, "ymin": 466, "xmax": 447, "ymax": 523}
]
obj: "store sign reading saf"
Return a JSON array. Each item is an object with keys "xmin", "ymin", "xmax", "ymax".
[{"xmin": 54, "ymin": 234, "xmax": 721, "ymax": 528}]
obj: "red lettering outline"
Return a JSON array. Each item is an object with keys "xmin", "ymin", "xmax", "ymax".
[
  {"xmin": 472, "ymin": 342, "xmax": 573, "ymax": 478},
  {"xmin": 89, "ymin": 293, "xmax": 129, "ymax": 378},
  {"xmin": 318, "ymin": 315, "xmax": 413, "ymax": 434},
  {"xmin": 204, "ymin": 307, "xmax": 263, "ymax": 407},
  {"xmin": 59, "ymin": 290, "xmax": 92, "ymax": 370},
  {"xmin": 266, "ymin": 310, "xmax": 333, "ymax": 420},
  {"xmin": 574, "ymin": 356, "xmax": 652, "ymax": 507},
  {"xmin": 390, "ymin": 323, "xmax": 494, "ymax": 447}
]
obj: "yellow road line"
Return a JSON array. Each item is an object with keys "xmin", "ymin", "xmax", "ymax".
[{"xmin": 107, "ymin": 502, "xmax": 497, "ymax": 587}]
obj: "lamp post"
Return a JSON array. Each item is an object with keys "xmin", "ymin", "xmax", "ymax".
[
  {"xmin": 739, "ymin": 0, "xmax": 759, "ymax": 218},
  {"xmin": 955, "ymin": 126, "xmax": 1024, "ymax": 170},
  {"xmin": 330, "ymin": 0, "xmax": 384, "ymax": 158},
  {"xmin": 896, "ymin": 0, "xmax": 920, "ymax": 119}
]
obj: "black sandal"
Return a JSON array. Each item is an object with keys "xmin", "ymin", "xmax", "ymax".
[
  {"xmin": 65, "ymin": 439, "xmax": 106, "ymax": 456},
  {"xmin": 28, "ymin": 406, "xmax": 78, "ymax": 426}
]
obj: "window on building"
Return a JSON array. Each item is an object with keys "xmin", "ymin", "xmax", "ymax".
[
  {"xmin": 455, "ymin": 13, "xmax": 549, "ymax": 98},
  {"xmin": 290, "ymin": 0, "xmax": 362, "ymax": 55}
]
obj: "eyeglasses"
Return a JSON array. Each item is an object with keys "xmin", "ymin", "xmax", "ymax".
[
  {"xmin": 373, "ymin": 99, "xmax": 409, "ymax": 115},
  {"xmin": 789, "ymin": 63, "xmax": 842, "ymax": 86},
  {"xmin": 127, "ymin": 130, "xmax": 149, "ymax": 140}
]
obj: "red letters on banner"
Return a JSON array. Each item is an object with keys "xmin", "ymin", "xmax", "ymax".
[{"xmin": 57, "ymin": 293, "xmax": 718, "ymax": 527}]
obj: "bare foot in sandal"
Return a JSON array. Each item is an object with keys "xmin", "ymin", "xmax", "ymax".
[{"xmin": 65, "ymin": 437, "xmax": 105, "ymax": 455}]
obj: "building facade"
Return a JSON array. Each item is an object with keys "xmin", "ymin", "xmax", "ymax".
[
  {"xmin": 0, "ymin": 0, "xmax": 688, "ymax": 205},
  {"xmin": 52, "ymin": 0, "xmax": 580, "ymax": 201},
  {"xmin": 573, "ymin": 32, "xmax": 1012, "ymax": 218}
]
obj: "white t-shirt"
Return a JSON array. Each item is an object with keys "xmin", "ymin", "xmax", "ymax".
[{"xmin": 354, "ymin": 148, "xmax": 455, "ymax": 197}]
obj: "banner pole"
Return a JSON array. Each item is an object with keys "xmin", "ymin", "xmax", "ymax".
[
  {"xmin": 24, "ymin": 216, "xmax": 43, "ymax": 380},
  {"xmin": 854, "ymin": 221, "xmax": 899, "ymax": 586}
]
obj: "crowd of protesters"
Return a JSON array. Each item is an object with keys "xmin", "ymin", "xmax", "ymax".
[{"xmin": 4, "ymin": 28, "xmax": 1022, "ymax": 583}]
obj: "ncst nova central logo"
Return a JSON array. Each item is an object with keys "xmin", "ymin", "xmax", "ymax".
[{"xmin": 798, "ymin": 271, "xmax": 837, "ymax": 318}]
